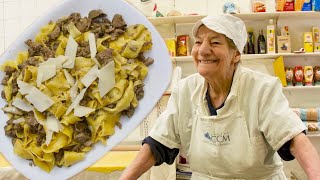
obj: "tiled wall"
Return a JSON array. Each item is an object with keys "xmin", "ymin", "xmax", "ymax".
[
  {"xmin": 0, "ymin": 0, "xmax": 258, "ymax": 55},
  {"xmin": 0, "ymin": 0, "xmax": 63, "ymax": 55}
]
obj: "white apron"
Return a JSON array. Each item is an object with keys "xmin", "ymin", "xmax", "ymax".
[{"xmin": 188, "ymin": 93, "xmax": 287, "ymax": 180}]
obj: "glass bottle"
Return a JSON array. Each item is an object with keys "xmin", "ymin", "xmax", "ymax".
[
  {"xmin": 247, "ymin": 31, "xmax": 255, "ymax": 54},
  {"xmin": 257, "ymin": 29, "xmax": 266, "ymax": 54}
]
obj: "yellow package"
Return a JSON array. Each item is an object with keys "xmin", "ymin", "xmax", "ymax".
[
  {"xmin": 165, "ymin": 38, "xmax": 176, "ymax": 57},
  {"xmin": 304, "ymin": 32, "xmax": 313, "ymax": 52},
  {"xmin": 273, "ymin": 56, "xmax": 287, "ymax": 87},
  {"xmin": 312, "ymin": 27, "xmax": 320, "ymax": 52},
  {"xmin": 295, "ymin": 0, "xmax": 304, "ymax": 11}
]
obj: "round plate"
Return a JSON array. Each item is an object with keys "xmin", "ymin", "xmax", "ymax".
[{"xmin": 0, "ymin": 0, "xmax": 172, "ymax": 179}]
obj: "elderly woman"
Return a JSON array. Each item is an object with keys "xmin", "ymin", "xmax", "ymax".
[{"xmin": 120, "ymin": 14, "xmax": 320, "ymax": 179}]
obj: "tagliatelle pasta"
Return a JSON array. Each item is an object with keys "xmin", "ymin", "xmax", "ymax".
[{"xmin": 1, "ymin": 9, "xmax": 154, "ymax": 172}]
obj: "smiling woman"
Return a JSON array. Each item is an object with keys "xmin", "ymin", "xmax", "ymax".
[{"xmin": 120, "ymin": 14, "xmax": 320, "ymax": 180}]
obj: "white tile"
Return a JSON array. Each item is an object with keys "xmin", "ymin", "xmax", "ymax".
[
  {"xmin": 156, "ymin": 0, "xmax": 174, "ymax": 16},
  {"xmin": 175, "ymin": 0, "xmax": 207, "ymax": 15},
  {"xmin": 4, "ymin": 19, "xmax": 20, "ymax": 48},
  {"xmin": 125, "ymin": 0, "xmax": 155, "ymax": 17},
  {"xmin": 0, "ymin": 2, "xmax": 4, "ymax": 20},
  {"xmin": 20, "ymin": 0, "xmax": 38, "ymax": 18},
  {"xmin": 4, "ymin": 1, "xmax": 19, "ymax": 19},
  {"xmin": 0, "ymin": 19, "xmax": 4, "ymax": 35},
  {"xmin": 38, "ymin": 0, "xmax": 63, "ymax": 15}
]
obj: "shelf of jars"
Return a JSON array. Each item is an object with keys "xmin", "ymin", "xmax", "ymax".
[
  {"xmin": 170, "ymin": 52, "xmax": 320, "ymax": 62},
  {"xmin": 147, "ymin": 11, "xmax": 320, "ymax": 25}
]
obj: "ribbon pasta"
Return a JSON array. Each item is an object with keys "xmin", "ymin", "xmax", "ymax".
[{"xmin": 1, "ymin": 10, "xmax": 153, "ymax": 172}]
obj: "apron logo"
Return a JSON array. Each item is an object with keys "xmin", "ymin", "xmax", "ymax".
[{"xmin": 204, "ymin": 132, "xmax": 230, "ymax": 145}]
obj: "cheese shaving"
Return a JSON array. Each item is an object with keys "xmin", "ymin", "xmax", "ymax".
[
  {"xmin": 25, "ymin": 87, "xmax": 54, "ymax": 112},
  {"xmin": 37, "ymin": 64, "xmax": 56, "ymax": 87},
  {"xmin": 98, "ymin": 61, "xmax": 115, "ymax": 97},
  {"xmin": 63, "ymin": 36, "xmax": 78, "ymax": 69},
  {"xmin": 88, "ymin": 33, "xmax": 97, "ymax": 59},
  {"xmin": 80, "ymin": 64, "xmax": 98, "ymax": 87},
  {"xmin": 46, "ymin": 116, "xmax": 63, "ymax": 132},
  {"xmin": 45, "ymin": 130, "xmax": 54, "ymax": 145},
  {"xmin": 66, "ymin": 88, "xmax": 87, "ymax": 115},
  {"xmin": 74, "ymin": 105, "xmax": 95, "ymax": 117},
  {"xmin": 70, "ymin": 80, "xmax": 79, "ymax": 101},
  {"xmin": 40, "ymin": 55, "xmax": 68, "ymax": 69},
  {"xmin": 17, "ymin": 80, "xmax": 34, "ymax": 95},
  {"xmin": 63, "ymin": 69, "xmax": 75, "ymax": 86},
  {"xmin": 12, "ymin": 98, "xmax": 33, "ymax": 112}
]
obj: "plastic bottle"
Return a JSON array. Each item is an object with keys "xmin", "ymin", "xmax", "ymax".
[
  {"xmin": 257, "ymin": 29, "xmax": 266, "ymax": 54},
  {"xmin": 247, "ymin": 30, "xmax": 255, "ymax": 54},
  {"xmin": 267, "ymin": 19, "xmax": 276, "ymax": 54}
]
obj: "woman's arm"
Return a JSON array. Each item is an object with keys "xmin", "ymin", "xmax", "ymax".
[
  {"xmin": 119, "ymin": 143, "xmax": 156, "ymax": 180},
  {"xmin": 290, "ymin": 133, "xmax": 320, "ymax": 180}
]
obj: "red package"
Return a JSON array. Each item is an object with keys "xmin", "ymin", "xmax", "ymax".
[
  {"xmin": 176, "ymin": 35, "xmax": 190, "ymax": 56},
  {"xmin": 294, "ymin": 66, "xmax": 304, "ymax": 86}
]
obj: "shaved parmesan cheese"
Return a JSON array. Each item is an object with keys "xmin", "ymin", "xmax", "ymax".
[
  {"xmin": 66, "ymin": 88, "xmax": 87, "ymax": 115},
  {"xmin": 63, "ymin": 69, "xmax": 75, "ymax": 85},
  {"xmin": 63, "ymin": 36, "xmax": 78, "ymax": 69},
  {"xmin": 13, "ymin": 117, "xmax": 25, "ymax": 124},
  {"xmin": 45, "ymin": 130, "xmax": 54, "ymax": 145},
  {"xmin": 12, "ymin": 98, "xmax": 33, "ymax": 112},
  {"xmin": 40, "ymin": 55, "xmax": 68, "ymax": 69},
  {"xmin": 88, "ymin": 33, "xmax": 97, "ymax": 59},
  {"xmin": 2, "ymin": 106, "xmax": 23, "ymax": 115},
  {"xmin": 81, "ymin": 64, "xmax": 98, "ymax": 87},
  {"xmin": 46, "ymin": 116, "xmax": 63, "ymax": 132},
  {"xmin": 32, "ymin": 109, "xmax": 46, "ymax": 125},
  {"xmin": 74, "ymin": 105, "xmax": 95, "ymax": 117},
  {"xmin": 98, "ymin": 61, "xmax": 115, "ymax": 97},
  {"xmin": 37, "ymin": 64, "xmax": 56, "ymax": 87},
  {"xmin": 25, "ymin": 87, "xmax": 54, "ymax": 112},
  {"xmin": 17, "ymin": 81, "xmax": 33, "ymax": 95},
  {"xmin": 92, "ymin": 57, "xmax": 101, "ymax": 68},
  {"xmin": 70, "ymin": 80, "xmax": 79, "ymax": 101},
  {"xmin": 36, "ymin": 72, "xmax": 43, "ymax": 87}
]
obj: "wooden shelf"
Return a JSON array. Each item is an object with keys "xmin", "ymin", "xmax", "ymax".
[
  {"xmin": 148, "ymin": 15, "xmax": 205, "ymax": 25},
  {"xmin": 148, "ymin": 11, "xmax": 320, "ymax": 25},
  {"xmin": 170, "ymin": 52, "xmax": 320, "ymax": 62},
  {"xmin": 307, "ymin": 134, "xmax": 320, "ymax": 138},
  {"xmin": 283, "ymin": 86, "xmax": 320, "ymax": 90}
]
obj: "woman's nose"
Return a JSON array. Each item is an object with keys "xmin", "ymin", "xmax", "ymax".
[{"xmin": 198, "ymin": 41, "xmax": 211, "ymax": 56}]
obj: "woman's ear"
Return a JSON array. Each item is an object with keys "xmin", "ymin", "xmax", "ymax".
[{"xmin": 232, "ymin": 50, "xmax": 241, "ymax": 63}]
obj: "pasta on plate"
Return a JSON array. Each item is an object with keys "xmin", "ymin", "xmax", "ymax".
[{"xmin": 0, "ymin": 9, "xmax": 154, "ymax": 172}]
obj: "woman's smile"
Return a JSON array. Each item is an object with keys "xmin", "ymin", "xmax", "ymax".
[{"xmin": 199, "ymin": 60, "xmax": 218, "ymax": 64}]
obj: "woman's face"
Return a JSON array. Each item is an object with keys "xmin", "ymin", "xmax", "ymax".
[{"xmin": 191, "ymin": 26, "xmax": 240, "ymax": 79}]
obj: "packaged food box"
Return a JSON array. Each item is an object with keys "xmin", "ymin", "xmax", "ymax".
[
  {"xmin": 277, "ymin": 36, "xmax": 291, "ymax": 53},
  {"xmin": 304, "ymin": 32, "xmax": 313, "ymax": 52},
  {"xmin": 312, "ymin": 27, "xmax": 320, "ymax": 52},
  {"xmin": 176, "ymin": 35, "xmax": 190, "ymax": 56},
  {"xmin": 252, "ymin": 0, "xmax": 266, "ymax": 12}
]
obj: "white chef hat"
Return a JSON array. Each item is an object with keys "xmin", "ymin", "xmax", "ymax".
[{"xmin": 192, "ymin": 14, "xmax": 247, "ymax": 54}]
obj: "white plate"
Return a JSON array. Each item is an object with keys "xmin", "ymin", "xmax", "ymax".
[{"xmin": 0, "ymin": 0, "xmax": 172, "ymax": 179}]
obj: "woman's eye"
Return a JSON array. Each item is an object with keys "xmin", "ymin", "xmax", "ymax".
[
  {"xmin": 211, "ymin": 41, "xmax": 219, "ymax": 44},
  {"xmin": 195, "ymin": 41, "xmax": 202, "ymax": 45}
]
